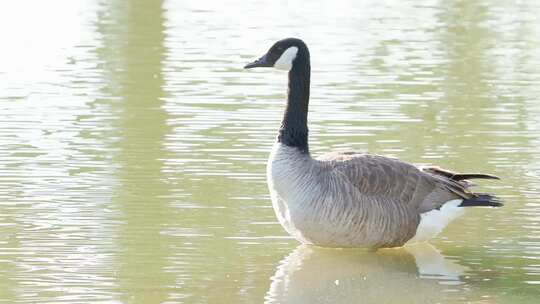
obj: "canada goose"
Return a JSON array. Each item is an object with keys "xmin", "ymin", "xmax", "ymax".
[{"xmin": 244, "ymin": 38, "xmax": 501, "ymax": 248}]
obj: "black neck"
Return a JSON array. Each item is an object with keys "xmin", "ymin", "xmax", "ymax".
[{"xmin": 277, "ymin": 51, "xmax": 310, "ymax": 154}]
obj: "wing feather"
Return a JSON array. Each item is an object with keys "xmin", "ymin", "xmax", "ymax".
[{"xmin": 317, "ymin": 151, "xmax": 477, "ymax": 213}]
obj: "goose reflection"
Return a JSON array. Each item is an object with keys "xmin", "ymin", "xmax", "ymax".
[{"xmin": 265, "ymin": 244, "xmax": 468, "ymax": 304}]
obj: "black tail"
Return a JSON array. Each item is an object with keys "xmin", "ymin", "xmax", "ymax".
[{"xmin": 459, "ymin": 194, "xmax": 503, "ymax": 207}]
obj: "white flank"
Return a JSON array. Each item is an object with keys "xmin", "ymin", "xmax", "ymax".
[
  {"xmin": 274, "ymin": 46, "xmax": 299, "ymax": 71},
  {"xmin": 406, "ymin": 199, "xmax": 465, "ymax": 244}
]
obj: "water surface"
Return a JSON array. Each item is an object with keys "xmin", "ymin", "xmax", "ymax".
[{"xmin": 1, "ymin": 0, "xmax": 540, "ymax": 303}]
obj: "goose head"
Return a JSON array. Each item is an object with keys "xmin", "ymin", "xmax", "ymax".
[{"xmin": 244, "ymin": 38, "xmax": 308, "ymax": 71}]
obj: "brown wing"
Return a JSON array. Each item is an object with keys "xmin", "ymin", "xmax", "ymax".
[{"xmin": 317, "ymin": 151, "xmax": 483, "ymax": 213}]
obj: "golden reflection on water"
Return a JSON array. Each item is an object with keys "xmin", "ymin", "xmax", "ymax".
[
  {"xmin": 1, "ymin": 0, "xmax": 540, "ymax": 303},
  {"xmin": 96, "ymin": 0, "xmax": 178, "ymax": 302}
]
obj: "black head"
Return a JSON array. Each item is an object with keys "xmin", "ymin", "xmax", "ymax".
[{"xmin": 244, "ymin": 38, "xmax": 308, "ymax": 71}]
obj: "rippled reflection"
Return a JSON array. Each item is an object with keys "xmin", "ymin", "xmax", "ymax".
[
  {"xmin": 265, "ymin": 244, "xmax": 468, "ymax": 304},
  {"xmin": 96, "ymin": 0, "xmax": 179, "ymax": 302},
  {"xmin": 1, "ymin": 0, "xmax": 540, "ymax": 303}
]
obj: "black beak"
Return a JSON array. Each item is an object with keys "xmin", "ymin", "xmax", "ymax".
[{"xmin": 244, "ymin": 54, "xmax": 272, "ymax": 69}]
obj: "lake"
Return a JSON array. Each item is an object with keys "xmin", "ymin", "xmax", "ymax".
[{"xmin": 1, "ymin": 0, "xmax": 540, "ymax": 303}]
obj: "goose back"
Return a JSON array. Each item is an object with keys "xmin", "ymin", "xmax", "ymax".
[
  {"xmin": 269, "ymin": 145, "xmax": 498, "ymax": 248},
  {"xmin": 269, "ymin": 145, "xmax": 424, "ymax": 247}
]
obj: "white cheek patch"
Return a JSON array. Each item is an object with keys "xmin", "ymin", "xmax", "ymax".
[{"xmin": 274, "ymin": 46, "xmax": 299, "ymax": 71}]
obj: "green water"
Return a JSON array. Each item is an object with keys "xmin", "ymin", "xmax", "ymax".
[{"xmin": 1, "ymin": 0, "xmax": 540, "ymax": 303}]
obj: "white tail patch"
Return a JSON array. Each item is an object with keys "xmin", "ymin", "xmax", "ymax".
[
  {"xmin": 274, "ymin": 46, "xmax": 298, "ymax": 71},
  {"xmin": 406, "ymin": 199, "xmax": 465, "ymax": 244}
]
